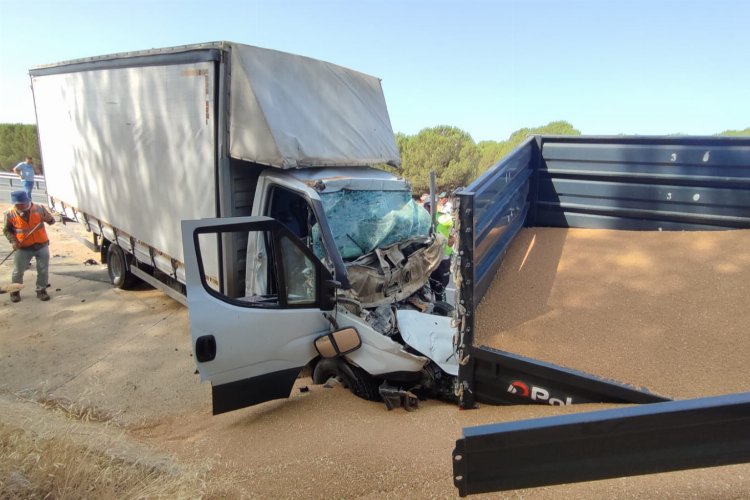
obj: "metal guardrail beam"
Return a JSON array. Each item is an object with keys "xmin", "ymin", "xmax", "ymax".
[
  {"xmin": 0, "ymin": 172, "xmax": 46, "ymax": 190},
  {"xmin": 0, "ymin": 172, "xmax": 47, "ymax": 206}
]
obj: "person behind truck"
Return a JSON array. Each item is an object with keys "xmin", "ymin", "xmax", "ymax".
[
  {"xmin": 3, "ymin": 190, "xmax": 55, "ymax": 302},
  {"xmin": 437, "ymin": 191, "xmax": 452, "ymax": 214},
  {"xmin": 423, "ymin": 201, "xmax": 454, "ymax": 302},
  {"xmin": 13, "ymin": 156, "xmax": 37, "ymax": 199}
]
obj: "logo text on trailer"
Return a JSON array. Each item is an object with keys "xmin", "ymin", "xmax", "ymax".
[{"xmin": 507, "ymin": 380, "xmax": 573, "ymax": 406}]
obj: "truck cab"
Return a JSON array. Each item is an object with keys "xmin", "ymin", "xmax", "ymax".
[{"xmin": 183, "ymin": 166, "xmax": 460, "ymax": 414}]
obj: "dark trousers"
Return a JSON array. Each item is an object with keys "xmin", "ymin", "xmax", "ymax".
[{"xmin": 430, "ymin": 258, "xmax": 451, "ymax": 302}]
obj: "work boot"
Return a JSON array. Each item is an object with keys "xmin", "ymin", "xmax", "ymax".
[
  {"xmin": 36, "ymin": 289, "xmax": 50, "ymax": 301},
  {"xmin": 10, "ymin": 291, "xmax": 21, "ymax": 303}
]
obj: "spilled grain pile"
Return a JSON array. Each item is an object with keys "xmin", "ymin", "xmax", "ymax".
[{"xmin": 475, "ymin": 228, "xmax": 750, "ymax": 399}]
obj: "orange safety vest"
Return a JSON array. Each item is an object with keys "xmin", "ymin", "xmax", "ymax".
[{"xmin": 8, "ymin": 204, "xmax": 49, "ymax": 247}]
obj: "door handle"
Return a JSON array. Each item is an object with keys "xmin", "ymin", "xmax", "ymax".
[{"xmin": 195, "ymin": 335, "xmax": 217, "ymax": 362}]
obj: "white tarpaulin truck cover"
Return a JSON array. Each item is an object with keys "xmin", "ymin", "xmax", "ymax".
[
  {"xmin": 228, "ymin": 43, "xmax": 400, "ymax": 168},
  {"xmin": 30, "ymin": 60, "xmax": 218, "ymax": 265}
]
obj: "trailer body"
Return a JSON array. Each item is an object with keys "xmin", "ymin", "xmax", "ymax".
[
  {"xmin": 453, "ymin": 135, "xmax": 750, "ymax": 408},
  {"xmin": 451, "ymin": 135, "xmax": 750, "ymax": 494}
]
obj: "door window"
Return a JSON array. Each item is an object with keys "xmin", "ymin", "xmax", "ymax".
[
  {"xmin": 194, "ymin": 222, "xmax": 321, "ymax": 308},
  {"xmin": 279, "ymin": 234, "xmax": 317, "ymax": 305}
]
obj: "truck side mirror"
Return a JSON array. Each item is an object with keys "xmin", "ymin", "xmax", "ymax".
[{"xmin": 314, "ymin": 327, "xmax": 362, "ymax": 358}]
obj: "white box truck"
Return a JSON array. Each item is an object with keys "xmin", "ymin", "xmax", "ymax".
[{"xmin": 31, "ymin": 42, "xmax": 458, "ymax": 413}]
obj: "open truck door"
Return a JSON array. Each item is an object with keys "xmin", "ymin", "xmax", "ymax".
[{"xmin": 181, "ymin": 216, "xmax": 336, "ymax": 414}]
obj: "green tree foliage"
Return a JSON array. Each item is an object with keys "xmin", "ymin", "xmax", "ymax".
[
  {"xmin": 476, "ymin": 140, "xmax": 510, "ymax": 174},
  {"xmin": 0, "ymin": 124, "xmax": 40, "ymax": 172},
  {"xmin": 506, "ymin": 120, "xmax": 581, "ymax": 143},
  {"xmin": 476, "ymin": 120, "xmax": 582, "ymax": 172},
  {"xmin": 397, "ymin": 126, "xmax": 479, "ymax": 193},
  {"xmin": 717, "ymin": 127, "xmax": 750, "ymax": 136},
  {"xmin": 397, "ymin": 121, "xmax": 581, "ymax": 193}
]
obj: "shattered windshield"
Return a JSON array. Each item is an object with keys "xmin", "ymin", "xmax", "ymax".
[{"xmin": 314, "ymin": 190, "xmax": 432, "ymax": 260}]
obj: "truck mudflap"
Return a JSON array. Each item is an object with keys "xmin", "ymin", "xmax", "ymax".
[
  {"xmin": 452, "ymin": 391, "xmax": 750, "ymax": 496},
  {"xmin": 467, "ymin": 345, "xmax": 669, "ymax": 406}
]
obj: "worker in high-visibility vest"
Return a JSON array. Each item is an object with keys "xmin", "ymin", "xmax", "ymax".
[
  {"xmin": 424, "ymin": 200, "xmax": 454, "ymax": 302},
  {"xmin": 3, "ymin": 190, "xmax": 56, "ymax": 302}
]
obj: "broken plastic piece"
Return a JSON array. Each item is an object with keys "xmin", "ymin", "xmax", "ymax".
[{"xmin": 379, "ymin": 383, "xmax": 419, "ymax": 411}]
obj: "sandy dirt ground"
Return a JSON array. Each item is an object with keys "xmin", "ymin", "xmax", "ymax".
[{"xmin": 1, "ymin": 214, "xmax": 749, "ymax": 498}]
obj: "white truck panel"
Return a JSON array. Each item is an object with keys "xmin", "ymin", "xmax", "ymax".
[
  {"xmin": 229, "ymin": 44, "xmax": 399, "ymax": 168},
  {"xmin": 33, "ymin": 61, "xmax": 218, "ymax": 270}
]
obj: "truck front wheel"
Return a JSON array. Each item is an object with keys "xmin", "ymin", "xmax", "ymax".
[
  {"xmin": 107, "ymin": 243, "xmax": 137, "ymax": 289},
  {"xmin": 313, "ymin": 358, "xmax": 381, "ymax": 401}
]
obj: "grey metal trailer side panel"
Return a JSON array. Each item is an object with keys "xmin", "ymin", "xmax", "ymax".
[
  {"xmin": 453, "ymin": 392, "xmax": 750, "ymax": 496},
  {"xmin": 455, "ymin": 135, "xmax": 750, "ymax": 409}
]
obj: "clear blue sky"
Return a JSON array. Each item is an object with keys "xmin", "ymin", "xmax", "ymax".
[{"xmin": 1, "ymin": 0, "xmax": 748, "ymax": 142}]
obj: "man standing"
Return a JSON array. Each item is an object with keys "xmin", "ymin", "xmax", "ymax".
[
  {"xmin": 3, "ymin": 190, "xmax": 55, "ymax": 302},
  {"xmin": 13, "ymin": 156, "xmax": 37, "ymax": 199},
  {"xmin": 424, "ymin": 200, "xmax": 455, "ymax": 303}
]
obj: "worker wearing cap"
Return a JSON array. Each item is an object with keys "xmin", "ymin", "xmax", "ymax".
[
  {"xmin": 438, "ymin": 191, "xmax": 453, "ymax": 214},
  {"xmin": 3, "ymin": 190, "xmax": 55, "ymax": 302}
]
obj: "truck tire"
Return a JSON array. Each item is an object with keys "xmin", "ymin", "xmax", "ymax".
[
  {"xmin": 312, "ymin": 358, "xmax": 340, "ymax": 385},
  {"xmin": 107, "ymin": 243, "xmax": 137, "ymax": 289},
  {"xmin": 313, "ymin": 358, "xmax": 381, "ymax": 401}
]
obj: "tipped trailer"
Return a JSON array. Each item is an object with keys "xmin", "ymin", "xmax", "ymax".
[{"xmin": 451, "ymin": 135, "xmax": 750, "ymax": 494}]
